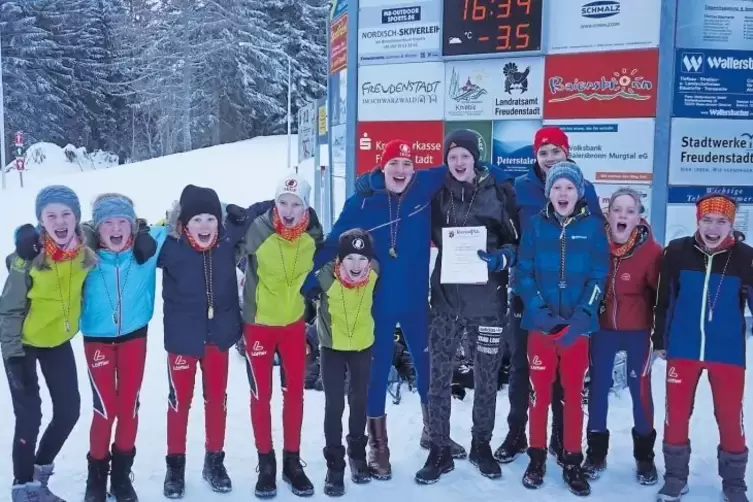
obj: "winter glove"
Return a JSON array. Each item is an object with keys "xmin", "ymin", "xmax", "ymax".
[
  {"xmin": 354, "ymin": 172, "xmax": 374, "ymax": 197},
  {"xmin": 14, "ymin": 224, "xmax": 41, "ymax": 261},
  {"xmin": 132, "ymin": 219, "xmax": 158, "ymax": 265},
  {"xmin": 225, "ymin": 203, "xmax": 248, "ymax": 224},
  {"xmin": 532, "ymin": 307, "xmax": 566, "ymax": 334},
  {"xmin": 4, "ymin": 356, "xmax": 31, "ymax": 393},
  {"xmin": 301, "ymin": 283, "xmax": 323, "ymax": 303},
  {"xmin": 551, "ymin": 310, "xmax": 591, "ymax": 347}
]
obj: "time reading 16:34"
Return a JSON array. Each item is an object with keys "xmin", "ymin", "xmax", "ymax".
[{"xmin": 442, "ymin": 0, "xmax": 543, "ymax": 56}]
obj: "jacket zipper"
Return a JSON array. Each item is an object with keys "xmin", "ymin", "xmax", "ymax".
[
  {"xmin": 115, "ymin": 258, "xmax": 122, "ymax": 337},
  {"xmin": 558, "ymin": 220, "xmax": 569, "ymax": 311},
  {"xmin": 698, "ymin": 253, "xmax": 714, "ymax": 363},
  {"xmin": 611, "ymin": 257, "xmax": 620, "ymax": 329}
]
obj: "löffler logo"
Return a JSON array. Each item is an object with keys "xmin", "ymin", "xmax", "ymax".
[{"xmin": 548, "ymin": 67, "xmax": 653, "ymax": 104}]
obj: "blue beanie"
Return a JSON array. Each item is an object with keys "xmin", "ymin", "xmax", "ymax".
[
  {"xmin": 92, "ymin": 193, "xmax": 136, "ymax": 229},
  {"xmin": 35, "ymin": 185, "xmax": 81, "ymax": 223},
  {"xmin": 545, "ymin": 161, "xmax": 585, "ymax": 200}
]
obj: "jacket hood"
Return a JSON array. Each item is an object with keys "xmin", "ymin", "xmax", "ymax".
[{"xmin": 166, "ymin": 200, "xmax": 228, "ymax": 239}]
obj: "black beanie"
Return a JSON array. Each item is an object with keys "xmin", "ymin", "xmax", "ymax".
[
  {"xmin": 444, "ymin": 129, "xmax": 480, "ymax": 165},
  {"xmin": 338, "ymin": 229, "xmax": 374, "ymax": 262},
  {"xmin": 179, "ymin": 184, "xmax": 223, "ymax": 226}
]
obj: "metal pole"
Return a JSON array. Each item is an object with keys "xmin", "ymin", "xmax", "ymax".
[
  {"xmin": 0, "ymin": 25, "xmax": 7, "ymax": 190},
  {"xmin": 287, "ymin": 55, "xmax": 292, "ymax": 172}
]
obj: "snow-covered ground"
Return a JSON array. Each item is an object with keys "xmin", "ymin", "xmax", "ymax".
[{"xmin": 0, "ymin": 135, "xmax": 750, "ymax": 501}]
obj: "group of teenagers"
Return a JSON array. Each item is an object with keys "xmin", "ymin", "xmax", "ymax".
[{"xmin": 1, "ymin": 125, "xmax": 752, "ymax": 502}]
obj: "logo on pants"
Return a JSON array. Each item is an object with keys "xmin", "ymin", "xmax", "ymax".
[
  {"xmin": 529, "ymin": 355, "xmax": 545, "ymax": 371},
  {"xmin": 91, "ymin": 350, "xmax": 109, "ymax": 369},
  {"xmin": 667, "ymin": 366, "xmax": 681, "ymax": 384},
  {"xmin": 250, "ymin": 341, "xmax": 267, "ymax": 357},
  {"xmin": 172, "ymin": 356, "xmax": 190, "ymax": 371}
]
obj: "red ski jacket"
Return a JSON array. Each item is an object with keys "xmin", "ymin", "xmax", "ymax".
[{"xmin": 599, "ymin": 222, "xmax": 662, "ymax": 331}]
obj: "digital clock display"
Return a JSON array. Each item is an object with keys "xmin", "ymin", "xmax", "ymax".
[{"xmin": 442, "ymin": 0, "xmax": 543, "ymax": 57}]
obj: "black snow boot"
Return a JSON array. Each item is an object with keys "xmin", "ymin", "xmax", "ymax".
[
  {"xmin": 282, "ymin": 450, "xmax": 314, "ymax": 497},
  {"xmin": 111, "ymin": 446, "xmax": 138, "ymax": 502},
  {"xmin": 323, "ymin": 445, "xmax": 346, "ymax": 497},
  {"xmin": 469, "ymin": 439, "xmax": 501, "ymax": 479},
  {"xmin": 583, "ymin": 430, "xmax": 609, "ymax": 480},
  {"xmin": 549, "ymin": 426, "xmax": 565, "ymax": 467},
  {"xmin": 494, "ymin": 426, "xmax": 527, "ymax": 464},
  {"xmin": 84, "ymin": 454, "xmax": 110, "ymax": 502},
  {"xmin": 202, "ymin": 451, "xmax": 232, "ymax": 493},
  {"xmin": 414, "ymin": 443, "xmax": 454, "ymax": 484},
  {"xmin": 163, "ymin": 454, "xmax": 186, "ymax": 499},
  {"xmin": 522, "ymin": 447, "xmax": 547, "ymax": 489},
  {"xmin": 255, "ymin": 451, "xmax": 277, "ymax": 499},
  {"xmin": 562, "ymin": 452, "xmax": 591, "ymax": 497},
  {"xmin": 346, "ymin": 435, "xmax": 371, "ymax": 484},
  {"xmin": 632, "ymin": 428, "xmax": 658, "ymax": 486}
]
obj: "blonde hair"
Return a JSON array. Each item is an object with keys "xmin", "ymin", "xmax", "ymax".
[{"xmin": 608, "ymin": 188, "xmax": 644, "ymax": 214}]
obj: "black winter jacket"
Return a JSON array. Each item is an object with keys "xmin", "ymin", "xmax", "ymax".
[{"xmin": 430, "ymin": 166, "xmax": 520, "ymax": 318}]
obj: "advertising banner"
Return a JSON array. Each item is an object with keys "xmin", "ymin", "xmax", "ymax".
[
  {"xmin": 444, "ymin": 57, "xmax": 545, "ymax": 121},
  {"xmin": 593, "ymin": 184, "xmax": 653, "ymax": 219},
  {"xmin": 358, "ymin": 2, "xmax": 441, "ymax": 65},
  {"xmin": 669, "ymin": 118, "xmax": 753, "ymax": 186},
  {"xmin": 330, "ymin": 15, "xmax": 348, "ymax": 75},
  {"xmin": 543, "ymin": 49, "xmax": 659, "ymax": 119},
  {"xmin": 331, "ymin": 124, "xmax": 347, "ymax": 166},
  {"xmin": 673, "ymin": 49, "xmax": 753, "ymax": 119},
  {"xmin": 666, "ymin": 186, "xmax": 753, "ymax": 239},
  {"xmin": 491, "ymin": 120, "xmax": 542, "ymax": 176},
  {"xmin": 444, "ymin": 121, "xmax": 492, "ymax": 163},
  {"xmin": 676, "ymin": 0, "xmax": 753, "ymax": 51},
  {"xmin": 547, "ymin": 0, "xmax": 661, "ymax": 54},
  {"xmin": 358, "ymin": 62, "xmax": 444, "ymax": 121},
  {"xmin": 356, "ymin": 121, "xmax": 444, "ymax": 174},
  {"xmin": 543, "ymin": 119, "xmax": 655, "ymax": 184},
  {"xmin": 329, "ymin": 70, "xmax": 348, "ymax": 127},
  {"xmin": 318, "ymin": 102, "xmax": 328, "ymax": 144},
  {"xmin": 297, "ymin": 102, "xmax": 318, "ymax": 162}
]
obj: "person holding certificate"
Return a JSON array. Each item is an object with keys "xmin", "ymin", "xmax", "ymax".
[
  {"xmin": 514, "ymin": 161, "xmax": 609, "ymax": 496},
  {"xmin": 414, "ymin": 129, "xmax": 519, "ymax": 485}
]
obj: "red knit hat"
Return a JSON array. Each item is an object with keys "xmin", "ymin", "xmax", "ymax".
[
  {"xmin": 534, "ymin": 126, "xmax": 570, "ymax": 155},
  {"xmin": 381, "ymin": 139, "xmax": 413, "ymax": 168}
]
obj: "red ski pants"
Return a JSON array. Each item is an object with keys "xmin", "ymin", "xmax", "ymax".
[
  {"xmin": 664, "ymin": 358, "xmax": 746, "ymax": 453},
  {"xmin": 85, "ymin": 335, "xmax": 147, "ymax": 460},
  {"xmin": 244, "ymin": 321, "xmax": 306, "ymax": 453},
  {"xmin": 527, "ymin": 331, "xmax": 589, "ymax": 453},
  {"xmin": 166, "ymin": 344, "xmax": 229, "ymax": 455}
]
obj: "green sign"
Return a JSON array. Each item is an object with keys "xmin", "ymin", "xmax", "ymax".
[{"xmin": 443, "ymin": 121, "xmax": 493, "ymax": 163}]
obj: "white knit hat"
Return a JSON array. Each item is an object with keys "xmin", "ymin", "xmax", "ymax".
[{"xmin": 275, "ymin": 173, "xmax": 311, "ymax": 209}]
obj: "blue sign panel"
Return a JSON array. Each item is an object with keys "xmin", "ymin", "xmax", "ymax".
[
  {"xmin": 673, "ymin": 49, "xmax": 753, "ymax": 119},
  {"xmin": 491, "ymin": 119, "xmax": 542, "ymax": 176},
  {"xmin": 330, "ymin": 0, "xmax": 348, "ymax": 21},
  {"xmin": 676, "ymin": 0, "xmax": 753, "ymax": 51},
  {"xmin": 668, "ymin": 185, "xmax": 753, "ymax": 205}
]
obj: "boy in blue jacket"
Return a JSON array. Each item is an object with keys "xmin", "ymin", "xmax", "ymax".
[{"xmin": 515, "ymin": 161, "xmax": 609, "ymax": 497}]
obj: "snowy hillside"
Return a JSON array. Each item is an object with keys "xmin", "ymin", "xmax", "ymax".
[{"xmin": 0, "ymin": 135, "xmax": 750, "ymax": 501}]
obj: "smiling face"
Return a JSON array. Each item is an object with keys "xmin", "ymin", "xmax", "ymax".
[
  {"xmin": 698, "ymin": 212, "xmax": 733, "ymax": 250},
  {"xmin": 40, "ymin": 203, "xmax": 78, "ymax": 248},
  {"xmin": 536, "ymin": 144, "xmax": 568, "ymax": 175},
  {"xmin": 383, "ymin": 158, "xmax": 414, "ymax": 194},
  {"xmin": 99, "ymin": 217, "xmax": 133, "ymax": 252},
  {"xmin": 608, "ymin": 194, "xmax": 641, "ymax": 244},
  {"xmin": 186, "ymin": 213, "xmax": 219, "ymax": 249},
  {"xmin": 447, "ymin": 146, "xmax": 475, "ymax": 183},
  {"xmin": 549, "ymin": 178, "xmax": 578, "ymax": 217},
  {"xmin": 340, "ymin": 253, "xmax": 370, "ymax": 282},
  {"xmin": 276, "ymin": 193, "xmax": 306, "ymax": 227}
]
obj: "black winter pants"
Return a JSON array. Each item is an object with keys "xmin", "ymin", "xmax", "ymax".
[
  {"xmin": 320, "ymin": 346, "xmax": 372, "ymax": 447},
  {"xmin": 506, "ymin": 296, "xmax": 563, "ymax": 442},
  {"xmin": 3, "ymin": 341, "xmax": 81, "ymax": 483},
  {"xmin": 428, "ymin": 311, "xmax": 505, "ymax": 446}
]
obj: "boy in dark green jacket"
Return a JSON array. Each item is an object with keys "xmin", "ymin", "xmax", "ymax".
[{"xmin": 315, "ymin": 228, "xmax": 379, "ymax": 496}]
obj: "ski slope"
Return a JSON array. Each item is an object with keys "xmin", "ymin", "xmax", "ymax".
[{"xmin": 0, "ymin": 135, "xmax": 750, "ymax": 501}]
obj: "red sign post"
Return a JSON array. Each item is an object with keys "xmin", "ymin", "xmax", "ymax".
[
  {"xmin": 356, "ymin": 121, "xmax": 445, "ymax": 175},
  {"xmin": 14, "ymin": 131, "xmax": 25, "ymax": 187}
]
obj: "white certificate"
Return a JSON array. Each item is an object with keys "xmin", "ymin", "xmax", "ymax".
[{"xmin": 440, "ymin": 226, "xmax": 488, "ymax": 285}]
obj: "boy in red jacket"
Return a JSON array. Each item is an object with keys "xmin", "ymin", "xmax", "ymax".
[
  {"xmin": 583, "ymin": 188, "xmax": 662, "ymax": 485},
  {"xmin": 653, "ymin": 193, "xmax": 753, "ymax": 502}
]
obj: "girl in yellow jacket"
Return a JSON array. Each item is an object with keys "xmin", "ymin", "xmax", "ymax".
[{"xmin": 1, "ymin": 185, "xmax": 97, "ymax": 502}]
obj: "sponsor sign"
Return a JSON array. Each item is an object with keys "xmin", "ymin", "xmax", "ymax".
[
  {"xmin": 356, "ymin": 121, "xmax": 444, "ymax": 175},
  {"xmin": 593, "ymin": 183, "xmax": 652, "ymax": 219},
  {"xmin": 542, "ymin": 119, "xmax": 655, "ymax": 184},
  {"xmin": 297, "ymin": 102, "xmax": 318, "ymax": 162},
  {"xmin": 676, "ymin": 0, "xmax": 753, "ymax": 51},
  {"xmin": 673, "ymin": 49, "xmax": 753, "ymax": 119},
  {"xmin": 547, "ymin": 0, "xmax": 661, "ymax": 54},
  {"xmin": 669, "ymin": 118, "xmax": 753, "ymax": 186},
  {"xmin": 318, "ymin": 103, "xmax": 328, "ymax": 143},
  {"xmin": 358, "ymin": 2, "xmax": 441, "ymax": 64},
  {"xmin": 329, "ymin": 70, "xmax": 348, "ymax": 127},
  {"xmin": 331, "ymin": 0, "xmax": 348, "ymax": 20},
  {"xmin": 331, "ymin": 124, "xmax": 347, "ymax": 166},
  {"xmin": 445, "ymin": 57, "xmax": 545, "ymax": 121},
  {"xmin": 491, "ymin": 119, "xmax": 542, "ymax": 176},
  {"xmin": 543, "ymin": 49, "xmax": 659, "ymax": 119},
  {"xmin": 358, "ymin": 62, "xmax": 444, "ymax": 121},
  {"xmin": 666, "ymin": 186, "xmax": 753, "ymax": 242},
  {"xmin": 330, "ymin": 15, "xmax": 348, "ymax": 75},
  {"xmin": 444, "ymin": 121, "xmax": 493, "ymax": 163}
]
